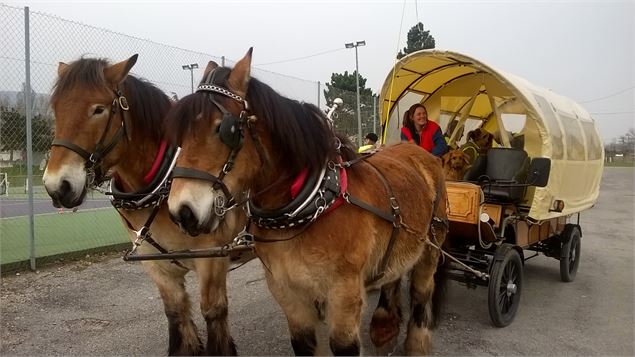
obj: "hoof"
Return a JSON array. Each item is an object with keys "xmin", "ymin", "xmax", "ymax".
[{"xmin": 404, "ymin": 327, "xmax": 432, "ymax": 356}]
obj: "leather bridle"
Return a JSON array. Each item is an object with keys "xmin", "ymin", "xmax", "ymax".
[
  {"xmin": 171, "ymin": 82, "xmax": 252, "ymax": 217},
  {"xmin": 51, "ymin": 85, "xmax": 131, "ymax": 186}
]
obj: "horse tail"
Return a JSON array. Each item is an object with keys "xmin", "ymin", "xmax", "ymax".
[
  {"xmin": 430, "ymin": 158, "xmax": 449, "ymax": 329},
  {"xmin": 430, "ymin": 251, "xmax": 449, "ymax": 329}
]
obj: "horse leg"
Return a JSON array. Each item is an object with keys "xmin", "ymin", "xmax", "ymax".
[
  {"xmin": 195, "ymin": 258, "xmax": 237, "ymax": 356},
  {"xmin": 326, "ymin": 277, "xmax": 364, "ymax": 356},
  {"xmin": 142, "ymin": 261, "xmax": 203, "ymax": 356},
  {"xmin": 370, "ymin": 278, "xmax": 402, "ymax": 347},
  {"xmin": 266, "ymin": 277, "xmax": 320, "ymax": 356},
  {"xmin": 403, "ymin": 245, "xmax": 445, "ymax": 356}
]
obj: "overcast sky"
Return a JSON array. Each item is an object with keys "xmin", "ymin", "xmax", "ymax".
[{"xmin": 5, "ymin": 0, "xmax": 634, "ymax": 142}]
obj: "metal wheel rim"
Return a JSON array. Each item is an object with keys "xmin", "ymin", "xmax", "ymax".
[{"xmin": 498, "ymin": 260, "xmax": 519, "ymax": 315}]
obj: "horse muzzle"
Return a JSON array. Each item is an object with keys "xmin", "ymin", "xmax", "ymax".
[
  {"xmin": 43, "ymin": 167, "xmax": 88, "ymax": 209},
  {"xmin": 169, "ymin": 203, "xmax": 220, "ymax": 237},
  {"xmin": 44, "ymin": 178, "xmax": 87, "ymax": 208}
]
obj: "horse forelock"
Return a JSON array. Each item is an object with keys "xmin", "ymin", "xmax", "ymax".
[
  {"xmin": 51, "ymin": 57, "xmax": 109, "ymax": 107},
  {"xmin": 166, "ymin": 67, "xmax": 232, "ymax": 146},
  {"xmin": 165, "ymin": 92, "xmax": 219, "ymax": 147}
]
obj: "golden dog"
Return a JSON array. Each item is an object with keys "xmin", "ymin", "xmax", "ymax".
[{"xmin": 442, "ymin": 149, "xmax": 471, "ymax": 181}]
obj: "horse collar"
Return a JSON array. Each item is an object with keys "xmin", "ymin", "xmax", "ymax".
[
  {"xmin": 108, "ymin": 145, "xmax": 181, "ymax": 210},
  {"xmin": 247, "ymin": 160, "xmax": 347, "ymax": 229}
]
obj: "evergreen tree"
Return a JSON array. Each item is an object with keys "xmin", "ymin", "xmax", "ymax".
[
  {"xmin": 397, "ymin": 22, "xmax": 436, "ymax": 59},
  {"xmin": 323, "ymin": 71, "xmax": 376, "ymax": 143}
]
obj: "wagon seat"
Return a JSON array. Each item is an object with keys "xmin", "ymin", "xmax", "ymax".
[{"xmin": 477, "ymin": 147, "xmax": 530, "ymax": 203}]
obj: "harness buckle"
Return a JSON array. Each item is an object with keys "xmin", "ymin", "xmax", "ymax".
[
  {"xmin": 118, "ymin": 96, "xmax": 130, "ymax": 111},
  {"xmin": 88, "ymin": 153, "xmax": 98, "ymax": 164},
  {"xmin": 222, "ymin": 162, "xmax": 233, "ymax": 175},
  {"xmin": 129, "ymin": 232, "xmax": 146, "ymax": 254},
  {"xmin": 233, "ymin": 229, "xmax": 255, "ymax": 248},
  {"xmin": 214, "ymin": 195, "xmax": 227, "ymax": 218},
  {"xmin": 389, "ymin": 197, "xmax": 400, "ymax": 212},
  {"xmin": 135, "ymin": 226, "xmax": 150, "ymax": 239}
]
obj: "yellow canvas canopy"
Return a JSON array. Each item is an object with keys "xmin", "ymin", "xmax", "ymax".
[{"xmin": 379, "ymin": 50, "xmax": 603, "ymax": 220}]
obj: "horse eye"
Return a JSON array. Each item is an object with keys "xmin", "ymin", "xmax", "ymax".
[{"xmin": 93, "ymin": 106, "xmax": 105, "ymax": 115}]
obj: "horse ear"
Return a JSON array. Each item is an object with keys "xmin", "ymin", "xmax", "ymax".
[
  {"xmin": 58, "ymin": 62, "xmax": 69, "ymax": 76},
  {"xmin": 228, "ymin": 47, "xmax": 252, "ymax": 97},
  {"xmin": 203, "ymin": 61, "xmax": 219, "ymax": 77},
  {"xmin": 104, "ymin": 54, "xmax": 139, "ymax": 84}
]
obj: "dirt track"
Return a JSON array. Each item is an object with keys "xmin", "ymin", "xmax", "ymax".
[{"xmin": 1, "ymin": 168, "xmax": 633, "ymax": 356}]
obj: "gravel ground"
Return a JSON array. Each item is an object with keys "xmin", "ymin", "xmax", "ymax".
[{"xmin": 1, "ymin": 167, "xmax": 633, "ymax": 356}]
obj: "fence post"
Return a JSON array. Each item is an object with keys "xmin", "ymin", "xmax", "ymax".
[
  {"xmin": 24, "ymin": 6, "xmax": 36, "ymax": 271},
  {"xmin": 373, "ymin": 94, "xmax": 377, "ymax": 135}
]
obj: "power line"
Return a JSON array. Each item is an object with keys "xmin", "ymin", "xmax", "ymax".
[
  {"xmin": 254, "ymin": 48, "xmax": 345, "ymax": 66},
  {"xmin": 415, "ymin": 0, "xmax": 419, "ymax": 24},
  {"xmin": 580, "ymin": 86, "xmax": 635, "ymax": 104}
]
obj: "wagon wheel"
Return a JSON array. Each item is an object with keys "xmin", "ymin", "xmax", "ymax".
[
  {"xmin": 488, "ymin": 244, "xmax": 523, "ymax": 327},
  {"xmin": 560, "ymin": 224, "xmax": 581, "ymax": 282}
]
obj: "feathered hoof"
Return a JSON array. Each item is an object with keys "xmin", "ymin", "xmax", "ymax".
[{"xmin": 404, "ymin": 327, "xmax": 432, "ymax": 356}]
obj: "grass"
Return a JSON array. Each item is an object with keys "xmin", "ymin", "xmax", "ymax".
[
  {"xmin": 1, "ymin": 165, "xmax": 45, "ymax": 187},
  {"xmin": 604, "ymin": 161, "xmax": 635, "ymax": 167},
  {"xmin": 0, "ymin": 208, "xmax": 128, "ymax": 268}
]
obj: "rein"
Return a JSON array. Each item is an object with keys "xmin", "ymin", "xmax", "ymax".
[{"xmin": 51, "ymin": 85, "xmax": 131, "ymax": 186}]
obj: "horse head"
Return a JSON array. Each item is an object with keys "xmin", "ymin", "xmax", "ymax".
[
  {"xmin": 44, "ymin": 55, "xmax": 171, "ymax": 209},
  {"xmin": 43, "ymin": 55, "xmax": 139, "ymax": 208},
  {"xmin": 166, "ymin": 49, "xmax": 261, "ymax": 236},
  {"xmin": 166, "ymin": 48, "xmax": 339, "ymax": 236}
]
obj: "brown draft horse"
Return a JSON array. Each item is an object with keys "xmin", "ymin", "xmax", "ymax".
[
  {"xmin": 42, "ymin": 55, "xmax": 243, "ymax": 355},
  {"xmin": 165, "ymin": 49, "xmax": 449, "ymax": 355}
]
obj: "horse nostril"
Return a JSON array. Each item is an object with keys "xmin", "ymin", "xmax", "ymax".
[
  {"xmin": 178, "ymin": 205, "xmax": 195, "ymax": 226},
  {"xmin": 59, "ymin": 179, "xmax": 72, "ymax": 198}
]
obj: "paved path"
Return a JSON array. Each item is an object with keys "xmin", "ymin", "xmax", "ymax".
[
  {"xmin": 1, "ymin": 196, "xmax": 111, "ymax": 218},
  {"xmin": 1, "ymin": 168, "xmax": 633, "ymax": 355}
]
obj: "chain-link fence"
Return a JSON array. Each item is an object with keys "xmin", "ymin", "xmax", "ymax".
[
  {"xmin": 3, "ymin": 4, "xmax": 364, "ymax": 270},
  {"xmin": 323, "ymin": 90, "xmax": 379, "ymax": 145}
]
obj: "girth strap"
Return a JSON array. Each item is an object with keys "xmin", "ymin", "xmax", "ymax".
[
  {"xmin": 343, "ymin": 158, "xmax": 401, "ymax": 283},
  {"xmin": 345, "ymin": 194, "xmax": 397, "ymax": 223}
]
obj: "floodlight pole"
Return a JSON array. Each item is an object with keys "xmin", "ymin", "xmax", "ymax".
[
  {"xmin": 345, "ymin": 40, "xmax": 366, "ymax": 146},
  {"xmin": 182, "ymin": 63, "xmax": 199, "ymax": 93}
]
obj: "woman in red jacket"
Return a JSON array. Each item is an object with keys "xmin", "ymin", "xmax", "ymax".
[{"xmin": 400, "ymin": 103, "xmax": 448, "ymax": 156}]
